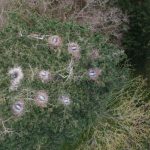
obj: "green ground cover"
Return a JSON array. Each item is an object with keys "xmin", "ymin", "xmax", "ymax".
[
  {"xmin": 0, "ymin": 10, "xmax": 128, "ymax": 150},
  {"xmin": 0, "ymin": 4, "xmax": 149, "ymax": 150}
]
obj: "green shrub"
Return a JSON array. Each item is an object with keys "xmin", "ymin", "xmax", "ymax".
[
  {"xmin": 0, "ymin": 8, "xmax": 128, "ymax": 150},
  {"xmin": 118, "ymin": 0, "xmax": 150, "ymax": 63}
]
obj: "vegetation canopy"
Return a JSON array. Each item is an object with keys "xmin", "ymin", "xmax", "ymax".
[{"xmin": 0, "ymin": 10, "xmax": 129, "ymax": 150}]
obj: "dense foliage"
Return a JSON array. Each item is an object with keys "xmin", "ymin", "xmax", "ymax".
[
  {"xmin": 118, "ymin": 0, "xmax": 150, "ymax": 64},
  {"xmin": 0, "ymin": 10, "xmax": 128, "ymax": 150}
]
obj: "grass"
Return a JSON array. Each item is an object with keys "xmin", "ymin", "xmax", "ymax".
[
  {"xmin": 77, "ymin": 77, "xmax": 150, "ymax": 150},
  {"xmin": 0, "ymin": 1, "xmax": 149, "ymax": 150},
  {"xmin": 0, "ymin": 8, "xmax": 128, "ymax": 149},
  {"xmin": 0, "ymin": 0, "xmax": 128, "ymax": 45}
]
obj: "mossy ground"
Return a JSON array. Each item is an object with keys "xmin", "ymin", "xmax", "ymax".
[{"xmin": 0, "ymin": 8, "xmax": 129, "ymax": 150}]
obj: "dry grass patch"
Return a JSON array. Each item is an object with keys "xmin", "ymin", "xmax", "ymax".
[
  {"xmin": 77, "ymin": 77, "xmax": 150, "ymax": 150},
  {"xmin": 0, "ymin": 0, "xmax": 128, "ymax": 45}
]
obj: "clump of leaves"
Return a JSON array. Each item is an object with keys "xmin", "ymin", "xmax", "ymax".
[{"xmin": 0, "ymin": 10, "xmax": 128, "ymax": 149}]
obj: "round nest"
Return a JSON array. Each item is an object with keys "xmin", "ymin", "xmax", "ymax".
[
  {"xmin": 48, "ymin": 35, "xmax": 62, "ymax": 47},
  {"xmin": 34, "ymin": 91, "xmax": 49, "ymax": 107},
  {"xmin": 12, "ymin": 100, "xmax": 25, "ymax": 116}
]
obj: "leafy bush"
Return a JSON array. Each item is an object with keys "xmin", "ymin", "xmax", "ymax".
[
  {"xmin": 0, "ymin": 8, "xmax": 128, "ymax": 150},
  {"xmin": 118, "ymin": 0, "xmax": 150, "ymax": 63}
]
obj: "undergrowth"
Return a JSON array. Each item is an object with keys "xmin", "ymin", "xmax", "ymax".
[
  {"xmin": 77, "ymin": 77, "xmax": 150, "ymax": 150},
  {"xmin": 0, "ymin": 9, "xmax": 128, "ymax": 150},
  {"xmin": 0, "ymin": 2, "xmax": 149, "ymax": 150}
]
